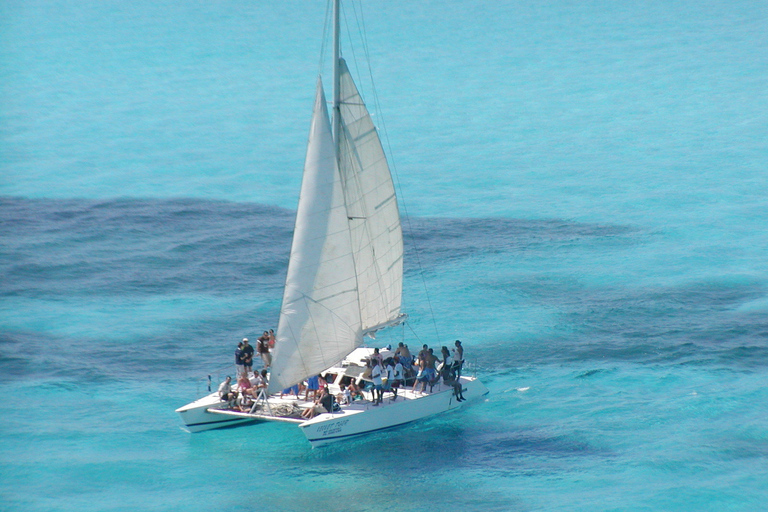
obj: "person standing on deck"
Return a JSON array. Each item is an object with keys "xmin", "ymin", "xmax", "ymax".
[
  {"xmin": 394, "ymin": 342, "xmax": 411, "ymax": 365},
  {"xmin": 305, "ymin": 375, "xmax": 320, "ymax": 401},
  {"xmin": 251, "ymin": 369, "xmax": 268, "ymax": 401},
  {"xmin": 452, "ymin": 340, "xmax": 464, "ymax": 379},
  {"xmin": 371, "ymin": 359, "xmax": 383, "ymax": 406},
  {"xmin": 241, "ymin": 338, "xmax": 254, "ymax": 376},
  {"xmin": 257, "ymin": 332, "xmax": 271, "ymax": 368},
  {"xmin": 417, "ymin": 344, "xmax": 429, "ymax": 366},
  {"xmin": 234, "ymin": 342, "xmax": 244, "ymax": 377},
  {"xmin": 371, "ymin": 347, "xmax": 384, "ymax": 368},
  {"xmin": 389, "ymin": 358, "xmax": 403, "ymax": 401}
]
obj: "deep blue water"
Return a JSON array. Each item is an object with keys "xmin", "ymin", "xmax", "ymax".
[{"xmin": 2, "ymin": 1, "xmax": 767, "ymax": 511}]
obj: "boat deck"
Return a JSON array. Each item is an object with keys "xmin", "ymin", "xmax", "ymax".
[{"xmin": 206, "ymin": 381, "xmax": 460, "ymax": 425}]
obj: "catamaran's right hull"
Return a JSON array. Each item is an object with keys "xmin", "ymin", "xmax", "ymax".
[{"xmin": 300, "ymin": 377, "xmax": 488, "ymax": 447}]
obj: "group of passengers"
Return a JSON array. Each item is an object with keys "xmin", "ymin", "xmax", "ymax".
[
  {"xmin": 219, "ymin": 336, "xmax": 468, "ymax": 415},
  {"xmin": 218, "ymin": 368, "xmax": 270, "ymax": 412},
  {"xmin": 364, "ymin": 339, "xmax": 466, "ymax": 403},
  {"xmin": 299, "ymin": 378, "xmax": 367, "ymax": 419},
  {"xmin": 234, "ymin": 330, "xmax": 275, "ymax": 377}
]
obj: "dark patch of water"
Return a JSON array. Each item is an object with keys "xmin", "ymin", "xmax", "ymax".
[{"xmin": 5, "ymin": 197, "xmax": 766, "ymax": 381}]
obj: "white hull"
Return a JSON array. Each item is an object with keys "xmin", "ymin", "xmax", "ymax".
[
  {"xmin": 300, "ymin": 377, "xmax": 489, "ymax": 446},
  {"xmin": 176, "ymin": 376, "xmax": 488, "ymax": 443},
  {"xmin": 175, "ymin": 393, "xmax": 259, "ymax": 433}
]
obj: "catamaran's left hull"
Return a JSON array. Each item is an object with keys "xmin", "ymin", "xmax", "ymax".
[
  {"xmin": 176, "ymin": 393, "xmax": 258, "ymax": 432},
  {"xmin": 300, "ymin": 377, "xmax": 489, "ymax": 447}
]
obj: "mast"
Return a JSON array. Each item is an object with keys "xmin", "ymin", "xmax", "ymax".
[{"xmin": 332, "ymin": 0, "xmax": 341, "ymax": 153}]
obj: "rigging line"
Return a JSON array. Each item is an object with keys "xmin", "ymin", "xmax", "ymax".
[
  {"xmin": 350, "ymin": 0, "xmax": 371, "ymax": 96},
  {"xmin": 339, "ymin": 0, "xmax": 441, "ymax": 344},
  {"xmin": 406, "ymin": 321, "xmax": 424, "ymax": 347},
  {"xmin": 318, "ymin": 0, "xmax": 333, "ymax": 77},
  {"xmin": 349, "ymin": 1, "xmax": 442, "ymax": 344},
  {"xmin": 341, "ymin": 1, "xmax": 365, "ymax": 93}
]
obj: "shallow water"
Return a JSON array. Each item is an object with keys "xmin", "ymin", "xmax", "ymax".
[{"xmin": 2, "ymin": 1, "xmax": 767, "ymax": 510}]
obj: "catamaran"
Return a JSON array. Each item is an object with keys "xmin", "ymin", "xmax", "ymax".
[{"xmin": 176, "ymin": 0, "xmax": 488, "ymax": 446}]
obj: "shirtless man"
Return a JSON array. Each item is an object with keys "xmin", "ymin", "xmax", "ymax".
[{"xmin": 394, "ymin": 342, "xmax": 411, "ymax": 364}]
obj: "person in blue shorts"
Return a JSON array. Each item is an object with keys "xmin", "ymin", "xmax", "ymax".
[
  {"xmin": 305, "ymin": 375, "xmax": 320, "ymax": 401},
  {"xmin": 281, "ymin": 384, "xmax": 300, "ymax": 399}
]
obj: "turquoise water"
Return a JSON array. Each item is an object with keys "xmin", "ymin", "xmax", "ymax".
[{"xmin": 2, "ymin": 1, "xmax": 767, "ymax": 510}]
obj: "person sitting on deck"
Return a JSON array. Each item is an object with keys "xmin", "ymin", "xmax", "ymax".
[
  {"xmin": 439, "ymin": 355, "xmax": 465, "ymax": 402},
  {"xmin": 218, "ymin": 376, "xmax": 234, "ymax": 404},
  {"xmin": 443, "ymin": 371, "xmax": 465, "ymax": 402},
  {"xmin": 337, "ymin": 384, "xmax": 351, "ymax": 405},
  {"xmin": 301, "ymin": 386, "xmax": 334, "ymax": 420},
  {"xmin": 251, "ymin": 369, "xmax": 268, "ymax": 399},
  {"xmin": 237, "ymin": 392, "xmax": 253, "ymax": 412},
  {"xmin": 235, "ymin": 375, "xmax": 254, "ymax": 411},
  {"xmin": 237, "ymin": 375, "xmax": 252, "ymax": 394},
  {"xmin": 347, "ymin": 381, "xmax": 364, "ymax": 401}
]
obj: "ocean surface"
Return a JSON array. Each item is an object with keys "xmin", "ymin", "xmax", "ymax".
[{"xmin": 2, "ymin": 0, "xmax": 767, "ymax": 510}]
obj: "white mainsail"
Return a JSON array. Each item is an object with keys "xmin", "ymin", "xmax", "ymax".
[
  {"xmin": 267, "ymin": 64, "xmax": 404, "ymax": 394},
  {"xmin": 337, "ymin": 59, "xmax": 404, "ymax": 334}
]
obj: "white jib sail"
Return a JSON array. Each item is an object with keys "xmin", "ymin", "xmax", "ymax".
[
  {"xmin": 337, "ymin": 59, "xmax": 404, "ymax": 333},
  {"xmin": 268, "ymin": 80, "xmax": 362, "ymax": 394}
]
